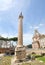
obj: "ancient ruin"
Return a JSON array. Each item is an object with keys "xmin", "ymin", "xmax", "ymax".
[
  {"xmin": 32, "ymin": 30, "xmax": 45, "ymax": 49},
  {"xmin": 11, "ymin": 12, "xmax": 26, "ymax": 65}
]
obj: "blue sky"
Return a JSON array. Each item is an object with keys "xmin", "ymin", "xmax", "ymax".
[{"xmin": 0, "ymin": 0, "xmax": 45, "ymax": 45}]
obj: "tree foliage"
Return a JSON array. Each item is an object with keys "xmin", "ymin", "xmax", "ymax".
[
  {"xmin": 0, "ymin": 37, "xmax": 18, "ymax": 41},
  {"xmin": 27, "ymin": 44, "xmax": 32, "ymax": 48}
]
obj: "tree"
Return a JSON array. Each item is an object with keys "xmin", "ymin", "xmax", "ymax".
[
  {"xmin": 27, "ymin": 44, "xmax": 32, "ymax": 48},
  {"xmin": 0, "ymin": 37, "xmax": 18, "ymax": 41}
]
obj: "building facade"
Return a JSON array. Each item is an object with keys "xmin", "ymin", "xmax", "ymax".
[{"xmin": 32, "ymin": 30, "xmax": 45, "ymax": 49}]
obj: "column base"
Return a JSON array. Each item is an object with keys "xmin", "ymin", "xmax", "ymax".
[
  {"xmin": 11, "ymin": 46, "xmax": 26, "ymax": 65},
  {"xmin": 11, "ymin": 56, "xmax": 26, "ymax": 65}
]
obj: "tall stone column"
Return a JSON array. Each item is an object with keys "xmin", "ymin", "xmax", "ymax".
[
  {"xmin": 17, "ymin": 12, "xmax": 23, "ymax": 47},
  {"xmin": 11, "ymin": 13, "xmax": 26, "ymax": 65}
]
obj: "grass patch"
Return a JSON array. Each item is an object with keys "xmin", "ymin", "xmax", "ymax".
[
  {"xmin": 0, "ymin": 56, "xmax": 12, "ymax": 65},
  {"xmin": 22, "ymin": 63, "xmax": 31, "ymax": 65},
  {"xmin": 22, "ymin": 61, "xmax": 45, "ymax": 65},
  {"xmin": 37, "ymin": 56, "xmax": 45, "ymax": 62},
  {"xmin": 0, "ymin": 55, "xmax": 45, "ymax": 65}
]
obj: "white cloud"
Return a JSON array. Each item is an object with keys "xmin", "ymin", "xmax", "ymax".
[
  {"xmin": 1, "ymin": 33, "xmax": 18, "ymax": 38},
  {"xmin": 23, "ymin": 33, "xmax": 33, "ymax": 45},
  {"xmin": 1, "ymin": 33, "xmax": 9, "ymax": 38},
  {"xmin": 0, "ymin": 0, "xmax": 13, "ymax": 11},
  {"xmin": 30, "ymin": 23, "xmax": 44, "ymax": 30},
  {"xmin": 0, "ymin": 0, "xmax": 31, "ymax": 11},
  {"xmin": 33, "ymin": 26, "xmax": 39, "ymax": 29},
  {"xmin": 30, "ymin": 26, "xmax": 39, "ymax": 29},
  {"xmin": 39, "ymin": 23, "xmax": 44, "ymax": 26}
]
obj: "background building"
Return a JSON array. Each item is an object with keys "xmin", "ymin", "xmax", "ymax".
[
  {"xmin": 32, "ymin": 30, "xmax": 45, "ymax": 49},
  {"xmin": 0, "ymin": 36, "xmax": 15, "ymax": 54}
]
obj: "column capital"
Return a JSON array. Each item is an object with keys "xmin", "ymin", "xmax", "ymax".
[{"xmin": 19, "ymin": 12, "xmax": 23, "ymax": 19}]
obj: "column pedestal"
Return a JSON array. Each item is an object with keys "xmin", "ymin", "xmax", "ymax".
[
  {"xmin": 11, "ymin": 46, "xmax": 26, "ymax": 65},
  {"xmin": 15, "ymin": 46, "xmax": 26, "ymax": 62}
]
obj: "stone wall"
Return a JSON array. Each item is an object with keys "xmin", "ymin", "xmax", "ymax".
[{"xmin": 26, "ymin": 48, "xmax": 45, "ymax": 55}]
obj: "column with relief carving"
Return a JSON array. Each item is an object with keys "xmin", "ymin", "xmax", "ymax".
[{"xmin": 17, "ymin": 12, "xmax": 23, "ymax": 47}]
